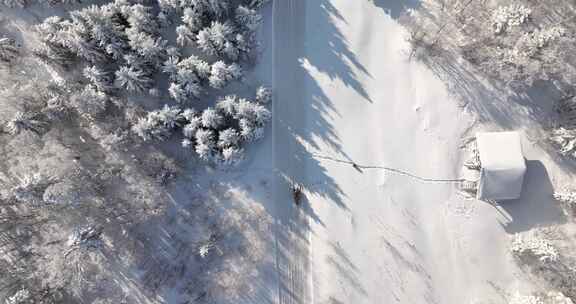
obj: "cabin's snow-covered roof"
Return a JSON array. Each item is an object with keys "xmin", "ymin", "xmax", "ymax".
[{"xmin": 476, "ymin": 131, "xmax": 526, "ymax": 201}]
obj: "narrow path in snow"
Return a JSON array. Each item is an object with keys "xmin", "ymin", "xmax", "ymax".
[
  {"xmin": 310, "ymin": 153, "xmax": 465, "ymax": 183},
  {"xmin": 272, "ymin": 0, "xmax": 312, "ymax": 303}
]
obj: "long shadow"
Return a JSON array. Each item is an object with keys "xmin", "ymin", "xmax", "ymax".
[
  {"xmin": 372, "ymin": 0, "xmax": 421, "ymax": 19},
  {"xmin": 497, "ymin": 160, "xmax": 566, "ymax": 233},
  {"xmin": 305, "ymin": 0, "xmax": 373, "ymax": 103},
  {"xmin": 272, "ymin": 0, "xmax": 377, "ymax": 303}
]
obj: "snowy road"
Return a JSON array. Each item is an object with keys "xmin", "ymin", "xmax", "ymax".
[{"xmin": 273, "ymin": 0, "xmax": 521, "ymax": 303}]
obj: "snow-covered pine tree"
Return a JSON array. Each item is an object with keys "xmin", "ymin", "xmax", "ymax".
[
  {"xmin": 188, "ymin": 0, "xmax": 229, "ymax": 20},
  {"xmin": 57, "ymin": 13, "xmax": 109, "ymax": 64},
  {"xmin": 195, "ymin": 128, "xmax": 216, "ymax": 160},
  {"xmin": 121, "ymin": 3, "xmax": 158, "ymax": 34},
  {"xmin": 115, "ymin": 65, "xmax": 152, "ymax": 93},
  {"xmin": 182, "ymin": 117, "xmax": 202, "ymax": 139},
  {"xmin": 195, "ymin": 143, "xmax": 213, "ymax": 161},
  {"xmin": 179, "ymin": 55, "xmax": 211, "ymax": 80},
  {"xmin": 126, "ymin": 31, "xmax": 168, "ymax": 65},
  {"xmin": 235, "ymin": 5, "xmax": 262, "ymax": 32},
  {"xmin": 234, "ymin": 97, "xmax": 271, "ymax": 125},
  {"xmin": 0, "ymin": 37, "xmax": 20, "ymax": 64},
  {"xmin": 238, "ymin": 118, "xmax": 263, "ymax": 141},
  {"xmin": 163, "ymin": 56, "xmax": 180, "ymax": 79},
  {"xmin": 34, "ymin": 17, "xmax": 79, "ymax": 67},
  {"xmin": 83, "ymin": 66, "xmax": 114, "ymax": 92},
  {"xmin": 132, "ymin": 105, "xmax": 183, "ymax": 141},
  {"xmin": 167, "ymin": 55, "xmax": 213, "ymax": 102},
  {"xmin": 209, "ymin": 61, "xmax": 242, "ymax": 89},
  {"xmin": 255, "ymin": 86, "xmax": 272, "ymax": 104},
  {"xmin": 70, "ymin": 5, "xmax": 128, "ymax": 60},
  {"xmin": 216, "ymin": 95, "xmax": 239, "ymax": 116},
  {"xmin": 169, "ymin": 83, "xmax": 189, "ymax": 103},
  {"xmin": 5, "ymin": 111, "xmax": 47, "ymax": 135},
  {"xmin": 157, "ymin": 0, "xmax": 179, "ymax": 13},
  {"xmin": 218, "ymin": 128, "xmax": 240, "ymax": 148},
  {"xmin": 166, "ymin": 46, "xmax": 180, "ymax": 58},
  {"xmin": 181, "ymin": 108, "xmax": 198, "ymax": 122},
  {"xmin": 219, "ymin": 146, "xmax": 244, "ymax": 166},
  {"xmin": 201, "ymin": 107, "xmax": 224, "ymax": 129},
  {"xmin": 71, "ymin": 84, "xmax": 108, "ymax": 120},
  {"xmin": 181, "ymin": 7, "xmax": 205, "ymax": 34},
  {"xmin": 155, "ymin": 104, "xmax": 184, "ymax": 129},
  {"xmin": 252, "ymin": 103, "xmax": 272, "ymax": 125},
  {"xmin": 184, "ymin": 82, "xmax": 204, "ymax": 100},
  {"xmin": 196, "ymin": 21, "xmax": 236, "ymax": 57},
  {"xmin": 176, "ymin": 24, "xmax": 196, "ymax": 46}
]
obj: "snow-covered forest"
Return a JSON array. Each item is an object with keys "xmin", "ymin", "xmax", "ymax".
[
  {"xmin": 0, "ymin": 0, "xmax": 274, "ymax": 303},
  {"xmin": 6, "ymin": 0, "xmax": 576, "ymax": 303}
]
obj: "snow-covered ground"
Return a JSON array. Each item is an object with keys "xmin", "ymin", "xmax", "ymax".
[{"xmin": 271, "ymin": 0, "xmax": 568, "ymax": 303}]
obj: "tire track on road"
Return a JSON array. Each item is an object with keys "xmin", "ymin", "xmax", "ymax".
[{"xmin": 272, "ymin": 0, "xmax": 312, "ymax": 303}]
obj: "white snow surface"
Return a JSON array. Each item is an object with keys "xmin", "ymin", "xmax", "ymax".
[{"xmin": 271, "ymin": 0, "xmax": 545, "ymax": 304}]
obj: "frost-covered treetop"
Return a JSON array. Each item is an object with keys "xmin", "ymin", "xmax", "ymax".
[{"xmin": 492, "ymin": 4, "xmax": 531, "ymax": 34}]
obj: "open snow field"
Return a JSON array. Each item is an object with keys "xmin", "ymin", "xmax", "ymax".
[{"xmin": 271, "ymin": 0, "xmax": 570, "ymax": 303}]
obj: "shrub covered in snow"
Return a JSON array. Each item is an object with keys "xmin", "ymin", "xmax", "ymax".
[
  {"xmin": 553, "ymin": 188, "xmax": 576, "ymax": 216},
  {"xmin": 508, "ymin": 292, "xmax": 573, "ymax": 304},
  {"xmin": 511, "ymin": 233, "xmax": 559, "ymax": 262},
  {"xmin": 492, "ymin": 4, "xmax": 531, "ymax": 35},
  {"xmin": 550, "ymin": 128, "xmax": 576, "ymax": 158},
  {"xmin": 509, "ymin": 293, "xmax": 544, "ymax": 304},
  {"xmin": 510, "ymin": 26, "xmax": 566, "ymax": 59},
  {"xmin": 256, "ymin": 86, "xmax": 272, "ymax": 104}
]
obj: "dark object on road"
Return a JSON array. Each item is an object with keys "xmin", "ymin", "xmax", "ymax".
[
  {"xmin": 290, "ymin": 182, "xmax": 303, "ymax": 206},
  {"xmin": 352, "ymin": 162, "xmax": 362, "ymax": 172}
]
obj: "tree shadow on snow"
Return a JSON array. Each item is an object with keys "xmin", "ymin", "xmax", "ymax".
[
  {"xmin": 273, "ymin": 0, "xmax": 354, "ymax": 212},
  {"xmin": 496, "ymin": 160, "xmax": 566, "ymax": 233},
  {"xmin": 307, "ymin": 0, "xmax": 373, "ymax": 103},
  {"xmin": 371, "ymin": 0, "xmax": 421, "ymax": 19}
]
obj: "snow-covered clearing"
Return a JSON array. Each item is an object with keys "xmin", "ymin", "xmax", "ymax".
[{"xmin": 272, "ymin": 0, "xmax": 570, "ymax": 303}]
